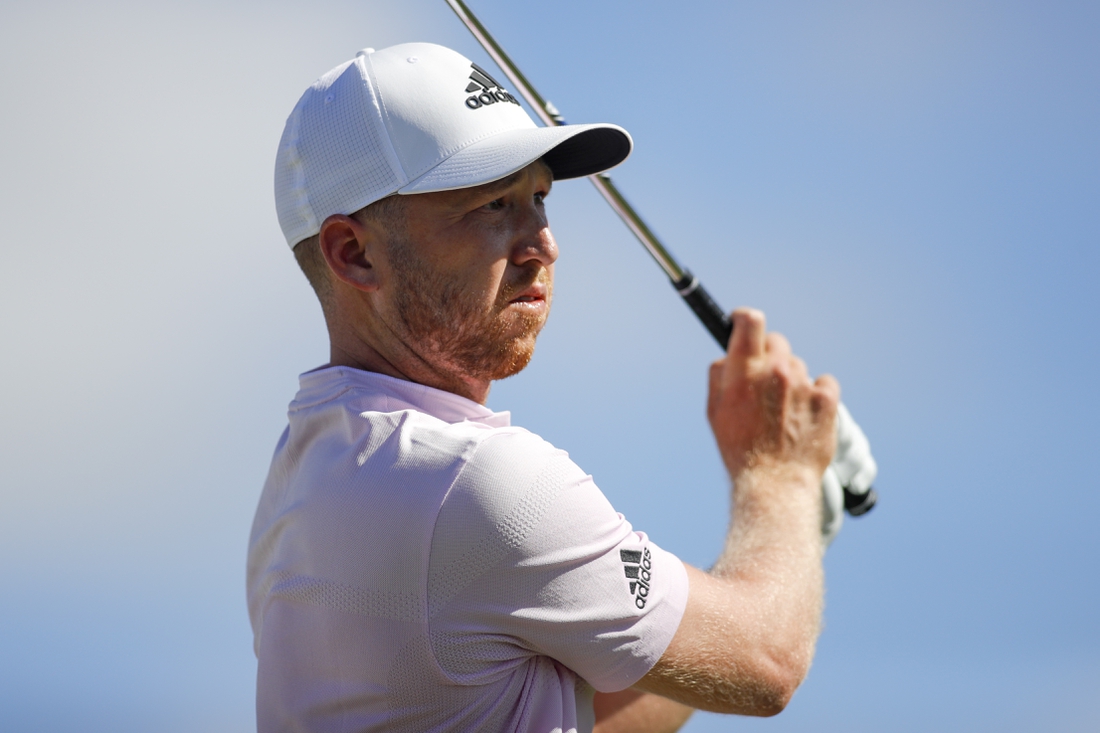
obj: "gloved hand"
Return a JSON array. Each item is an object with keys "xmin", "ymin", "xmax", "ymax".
[{"xmin": 821, "ymin": 403, "xmax": 878, "ymax": 545}]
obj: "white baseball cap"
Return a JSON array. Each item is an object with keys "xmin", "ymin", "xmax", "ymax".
[{"xmin": 274, "ymin": 42, "xmax": 633, "ymax": 248}]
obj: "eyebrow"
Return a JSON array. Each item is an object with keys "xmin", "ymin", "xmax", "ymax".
[
  {"xmin": 478, "ymin": 170, "xmax": 527, "ymax": 197},
  {"xmin": 470, "ymin": 161, "xmax": 554, "ymax": 200}
]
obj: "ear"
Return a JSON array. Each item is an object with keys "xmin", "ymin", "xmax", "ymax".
[{"xmin": 318, "ymin": 214, "xmax": 381, "ymax": 292}]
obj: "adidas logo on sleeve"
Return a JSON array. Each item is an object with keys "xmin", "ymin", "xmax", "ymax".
[
  {"xmin": 620, "ymin": 547, "xmax": 654, "ymax": 609},
  {"xmin": 464, "ymin": 63, "xmax": 521, "ymax": 110}
]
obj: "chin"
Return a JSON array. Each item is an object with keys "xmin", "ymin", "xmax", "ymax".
[
  {"xmin": 447, "ymin": 308, "xmax": 547, "ymax": 383},
  {"xmin": 486, "ymin": 334, "xmax": 538, "ymax": 381}
]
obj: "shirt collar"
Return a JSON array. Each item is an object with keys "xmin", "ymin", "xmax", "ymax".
[{"xmin": 296, "ymin": 366, "xmax": 512, "ymax": 428}]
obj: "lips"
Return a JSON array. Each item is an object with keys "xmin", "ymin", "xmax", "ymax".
[
  {"xmin": 509, "ymin": 282, "xmax": 547, "ymax": 304},
  {"xmin": 502, "ymin": 266, "xmax": 552, "ymax": 306}
]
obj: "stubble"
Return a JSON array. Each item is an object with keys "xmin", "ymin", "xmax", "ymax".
[{"xmin": 385, "ymin": 233, "xmax": 551, "ymax": 383}]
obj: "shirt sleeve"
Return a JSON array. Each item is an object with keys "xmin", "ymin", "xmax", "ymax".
[{"xmin": 426, "ymin": 429, "xmax": 689, "ymax": 693}]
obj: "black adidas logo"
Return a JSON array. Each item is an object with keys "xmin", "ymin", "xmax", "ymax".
[
  {"xmin": 464, "ymin": 63, "xmax": 521, "ymax": 110},
  {"xmin": 620, "ymin": 547, "xmax": 653, "ymax": 610}
]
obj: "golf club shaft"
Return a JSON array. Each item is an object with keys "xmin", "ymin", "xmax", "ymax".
[
  {"xmin": 445, "ymin": 0, "xmax": 731, "ymax": 344},
  {"xmin": 589, "ymin": 174, "xmax": 734, "ymax": 348},
  {"xmin": 445, "ymin": 0, "xmax": 875, "ymax": 517}
]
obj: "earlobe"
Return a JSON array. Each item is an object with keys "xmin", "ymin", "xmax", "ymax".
[{"xmin": 319, "ymin": 214, "xmax": 381, "ymax": 292}]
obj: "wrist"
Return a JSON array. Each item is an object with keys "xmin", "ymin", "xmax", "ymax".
[
  {"xmin": 732, "ymin": 461, "xmax": 821, "ymax": 497},
  {"xmin": 727, "ymin": 462, "xmax": 823, "ymax": 538},
  {"xmin": 713, "ymin": 463, "xmax": 826, "ymax": 579}
]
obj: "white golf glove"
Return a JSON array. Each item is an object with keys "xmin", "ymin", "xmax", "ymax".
[{"xmin": 821, "ymin": 403, "xmax": 878, "ymax": 545}]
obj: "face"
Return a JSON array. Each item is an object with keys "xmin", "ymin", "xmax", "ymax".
[{"xmin": 374, "ymin": 161, "xmax": 557, "ymax": 384}]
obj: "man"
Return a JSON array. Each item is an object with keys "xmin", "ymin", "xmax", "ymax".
[{"xmin": 248, "ymin": 43, "xmax": 839, "ymax": 733}]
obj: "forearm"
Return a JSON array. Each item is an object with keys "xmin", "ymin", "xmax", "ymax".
[
  {"xmin": 637, "ymin": 467, "xmax": 825, "ymax": 716},
  {"xmin": 634, "ymin": 308, "xmax": 835, "ymax": 716},
  {"xmin": 712, "ymin": 466, "xmax": 825, "ymax": 689},
  {"xmin": 593, "ymin": 688, "xmax": 694, "ymax": 733}
]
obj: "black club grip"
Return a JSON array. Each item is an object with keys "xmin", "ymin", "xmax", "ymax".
[{"xmin": 673, "ymin": 271, "xmax": 733, "ymax": 349}]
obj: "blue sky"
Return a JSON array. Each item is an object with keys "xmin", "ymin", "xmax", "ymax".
[{"xmin": 1, "ymin": 1, "xmax": 1097, "ymax": 731}]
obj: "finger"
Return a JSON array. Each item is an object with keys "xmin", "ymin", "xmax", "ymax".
[
  {"xmin": 788, "ymin": 354, "xmax": 809, "ymax": 385},
  {"xmin": 811, "ymin": 373, "xmax": 841, "ymax": 415},
  {"xmin": 765, "ymin": 332, "xmax": 791, "ymax": 362},
  {"xmin": 814, "ymin": 373, "xmax": 840, "ymax": 399},
  {"xmin": 729, "ymin": 308, "xmax": 766, "ymax": 359},
  {"xmin": 707, "ymin": 360, "xmax": 724, "ymax": 420}
]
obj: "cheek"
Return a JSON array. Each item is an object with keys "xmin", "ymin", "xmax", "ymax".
[
  {"xmin": 444, "ymin": 258, "xmax": 509, "ymax": 311},
  {"xmin": 417, "ymin": 224, "xmax": 516, "ymax": 307}
]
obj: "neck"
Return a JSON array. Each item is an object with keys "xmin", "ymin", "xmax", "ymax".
[{"xmin": 327, "ymin": 326, "xmax": 491, "ymax": 405}]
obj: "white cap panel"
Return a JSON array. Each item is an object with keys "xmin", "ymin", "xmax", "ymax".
[
  {"xmin": 275, "ymin": 59, "xmax": 404, "ymax": 247},
  {"xmin": 273, "ymin": 42, "xmax": 632, "ymax": 249},
  {"xmin": 371, "ymin": 43, "xmax": 536, "ymax": 183}
]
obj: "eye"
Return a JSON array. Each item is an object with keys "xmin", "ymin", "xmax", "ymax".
[
  {"xmin": 482, "ymin": 197, "xmax": 505, "ymax": 211},
  {"xmin": 534, "ymin": 190, "xmax": 548, "ymax": 205}
]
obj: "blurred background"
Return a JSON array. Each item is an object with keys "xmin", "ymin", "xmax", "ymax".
[{"xmin": 1, "ymin": 0, "xmax": 1097, "ymax": 730}]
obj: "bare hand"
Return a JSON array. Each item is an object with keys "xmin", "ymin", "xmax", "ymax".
[{"xmin": 707, "ymin": 308, "xmax": 839, "ymax": 488}]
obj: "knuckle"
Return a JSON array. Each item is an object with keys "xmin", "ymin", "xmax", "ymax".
[
  {"xmin": 765, "ymin": 332, "xmax": 790, "ymax": 352},
  {"xmin": 768, "ymin": 365, "xmax": 791, "ymax": 390}
]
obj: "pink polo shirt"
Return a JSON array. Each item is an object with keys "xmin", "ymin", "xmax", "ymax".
[{"xmin": 247, "ymin": 367, "xmax": 689, "ymax": 732}]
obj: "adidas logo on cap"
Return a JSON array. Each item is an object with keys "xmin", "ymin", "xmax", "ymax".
[
  {"xmin": 464, "ymin": 62, "xmax": 521, "ymax": 110},
  {"xmin": 620, "ymin": 547, "xmax": 653, "ymax": 609},
  {"xmin": 274, "ymin": 43, "xmax": 632, "ymax": 250}
]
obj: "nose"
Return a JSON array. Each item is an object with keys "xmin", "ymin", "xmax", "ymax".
[{"xmin": 510, "ymin": 207, "xmax": 558, "ymax": 268}]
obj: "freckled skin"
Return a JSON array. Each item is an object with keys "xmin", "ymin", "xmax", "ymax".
[
  {"xmin": 383, "ymin": 200, "xmax": 553, "ymax": 384},
  {"xmin": 595, "ymin": 309, "xmax": 838, "ymax": 731},
  {"xmin": 316, "ymin": 160, "xmax": 556, "ymax": 404},
  {"xmin": 312, "ymin": 161, "xmax": 835, "ymax": 732}
]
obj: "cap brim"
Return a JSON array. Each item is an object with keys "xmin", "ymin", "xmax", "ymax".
[{"xmin": 398, "ymin": 123, "xmax": 632, "ymax": 195}]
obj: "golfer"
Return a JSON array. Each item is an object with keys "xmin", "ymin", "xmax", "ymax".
[{"xmin": 248, "ymin": 43, "xmax": 838, "ymax": 733}]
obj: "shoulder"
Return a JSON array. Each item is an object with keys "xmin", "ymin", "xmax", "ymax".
[
  {"xmin": 438, "ymin": 428, "xmax": 586, "ymax": 533},
  {"xmin": 428, "ymin": 429, "xmax": 593, "ymax": 593},
  {"xmin": 458, "ymin": 427, "xmax": 578, "ymax": 485}
]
